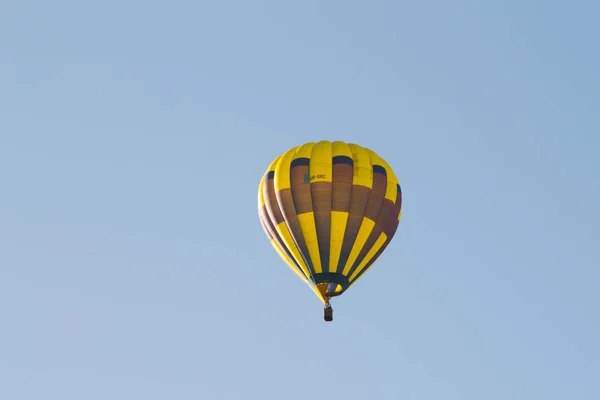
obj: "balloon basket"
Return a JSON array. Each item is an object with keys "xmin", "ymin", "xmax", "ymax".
[{"xmin": 324, "ymin": 303, "xmax": 333, "ymax": 322}]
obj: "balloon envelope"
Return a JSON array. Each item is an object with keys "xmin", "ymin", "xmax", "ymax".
[{"xmin": 258, "ymin": 140, "xmax": 402, "ymax": 304}]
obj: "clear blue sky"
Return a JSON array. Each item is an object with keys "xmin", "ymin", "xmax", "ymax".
[{"xmin": 2, "ymin": 1, "xmax": 598, "ymax": 399}]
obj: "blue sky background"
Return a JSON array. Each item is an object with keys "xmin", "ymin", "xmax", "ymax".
[{"xmin": 1, "ymin": 1, "xmax": 599, "ymax": 399}]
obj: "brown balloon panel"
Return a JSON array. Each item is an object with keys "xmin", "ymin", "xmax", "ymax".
[{"xmin": 258, "ymin": 140, "xmax": 402, "ymax": 317}]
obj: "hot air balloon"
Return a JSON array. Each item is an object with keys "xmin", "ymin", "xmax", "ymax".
[{"xmin": 258, "ymin": 141, "xmax": 402, "ymax": 321}]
